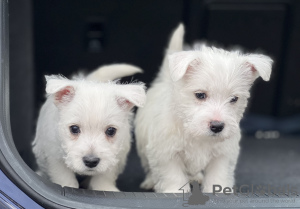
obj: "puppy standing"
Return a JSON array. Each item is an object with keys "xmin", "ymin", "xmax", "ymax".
[
  {"xmin": 135, "ymin": 24, "xmax": 273, "ymax": 193},
  {"xmin": 32, "ymin": 64, "xmax": 146, "ymax": 191}
]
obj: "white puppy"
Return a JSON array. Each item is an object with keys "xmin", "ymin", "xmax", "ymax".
[
  {"xmin": 32, "ymin": 64, "xmax": 146, "ymax": 191},
  {"xmin": 135, "ymin": 24, "xmax": 273, "ymax": 193}
]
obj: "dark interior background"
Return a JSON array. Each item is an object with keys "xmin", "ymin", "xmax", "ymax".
[{"xmin": 9, "ymin": 0, "xmax": 300, "ymax": 192}]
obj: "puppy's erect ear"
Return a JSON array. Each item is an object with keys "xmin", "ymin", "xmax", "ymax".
[
  {"xmin": 45, "ymin": 75, "xmax": 76, "ymax": 107},
  {"xmin": 168, "ymin": 51, "xmax": 198, "ymax": 82},
  {"xmin": 115, "ymin": 83, "xmax": 146, "ymax": 111},
  {"xmin": 244, "ymin": 54, "xmax": 273, "ymax": 82}
]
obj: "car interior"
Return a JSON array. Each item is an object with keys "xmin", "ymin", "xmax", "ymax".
[{"xmin": 1, "ymin": 0, "xmax": 299, "ymax": 208}]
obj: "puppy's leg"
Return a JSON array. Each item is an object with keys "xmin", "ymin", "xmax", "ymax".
[
  {"xmin": 152, "ymin": 158, "xmax": 189, "ymax": 193},
  {"xmin": 140, "ymin": 171, "xmax": 155, "ymax": 190},
  {"xmin": 137, "ymin": 133, "xmax": 154, "ymax": 189},
  {"xmin": 202, "ymin": 156, "xmax": 236, "ymax": 193},
  {"xmin": 139, "ymin": 153, "xmax": 154, "ymax": 190},
  {"xmin": 48, "ymin": 159, "xmax": 78, "ymax": 188},
  {"xmin": 197, "ymin": 172, "xmax": 204, "ymax": 184},
  {"xmin": 190, "ymin": 172, "xmax": 203, "ymax": 185},
  {"xmin": 89, "ymin": 172, "xmax": 119, "ymax": 192}
]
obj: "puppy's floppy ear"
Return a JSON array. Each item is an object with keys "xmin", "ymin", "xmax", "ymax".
[
  {"xmin": 168, "ymin": 51, "xmax": 198, "ymax": 82},
  {"xmin": 45, "ymin": 75, "xmax": 76, "ymax": 107},
  {"xmin": 115, "ymin": 83, "xmax": 146, "ymax": 111},
  {"xmin": 244, "ymin": 54, "xmax": 273, "ymax": 82}
]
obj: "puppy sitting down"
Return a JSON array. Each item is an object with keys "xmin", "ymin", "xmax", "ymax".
[
  {"xmin": 32, "ymin": 64, "xmax": 146, "ymax": 191},
  {"xmin": 135, "ymin": 24, "xmax": 273, "ymax": 193}
]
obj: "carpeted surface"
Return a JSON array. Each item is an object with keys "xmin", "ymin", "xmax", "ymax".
[{"xmin": 117, "ymin": 137, "xmax": 300, "ymax": 192}]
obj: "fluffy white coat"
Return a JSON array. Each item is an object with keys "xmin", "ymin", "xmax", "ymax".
[
  {"xmin": 135, "ymin": 23, "xmax": 273, "ymax": 193},
  {"xmin": 32, "ymin": 64, "xmax": 146, "ymax": 191}
]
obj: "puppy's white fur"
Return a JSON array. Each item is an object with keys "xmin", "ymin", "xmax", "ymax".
[
  {"xmin": 135, "ymin": 23, "xmax": 273, "ymax": 193},
  {"xmin": 32, "ymin": 64, "xmax": 146, "ymax": 191}
]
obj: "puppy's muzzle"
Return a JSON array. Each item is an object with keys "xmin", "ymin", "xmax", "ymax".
[
  {"xmin": 210, "ymin": 121, "xmax": 225, "ymax": 133},
  {"xmin": 83, "ymin": 155, "xmax": 100, "ymax": 168}
]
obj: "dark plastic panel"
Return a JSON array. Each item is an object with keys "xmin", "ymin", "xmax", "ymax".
[
  {"xmin": 277, "ymin": 1, "xmax": 300, "ymax": 116},
  {"xmin": 9, "ymin": 0, "xmax": 36, "ymax": 170},
  {"xmin": 204, "ymin": 1, "xmax": 288, "ymax": 116}
]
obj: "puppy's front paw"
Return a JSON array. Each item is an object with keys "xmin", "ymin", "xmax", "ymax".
[
  {"xmin": 89, "ymin": 183, "xmax": 119, "ymax": 192},
  {"xmin": 96, "ymin": 186, "xmax": 120, "ymax": 192},
  {"xmin": 60, "ymin": 180, "xmax": 79, "ymax": 188},
  {"xmin": 50, "ymin": 174, "xmax": 79, "ymax": 188},
  {"xmin": 105, "ymin": 186, "xmax": 120, "ymax": 192},
  {"xmin": 157, "ymin": 183, "xmax": 191, "ymax": 193},
  {"xmin": 140, "ymin": 176, "xmax": 155, "ymax": 190},
  {"xmin": 197, "ymin": 173, "xmax": 204, "ymax": 185}
]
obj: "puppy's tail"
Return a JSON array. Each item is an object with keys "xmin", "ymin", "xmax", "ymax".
[
  {"xmin": 167, "ymin": 23, "xmax": 185, "ymax": 53},
  {"xmin": 160, "ymin": 23, "xmax": 185, "ymax": 80},
  {"xmin": 86, "ymin": 64, "xmax": 143, "ymax": 82}
]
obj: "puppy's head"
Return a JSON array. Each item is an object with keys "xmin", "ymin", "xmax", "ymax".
[
  {"xmin": 168, "ymin": 46, "xmax": 273, "ymax": 140},
  {"xmin": 46, "ymin": 75, "xmax": 146, "ymax": 175}
]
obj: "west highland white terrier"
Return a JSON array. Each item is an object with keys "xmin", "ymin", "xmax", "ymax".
[
  {"xmin": 135, "ymin": 24, "xmax": 273, "ymax": 193},
  {"xmin": 32, "ymin": 64, "xmax": 146, "ymax": 191}
]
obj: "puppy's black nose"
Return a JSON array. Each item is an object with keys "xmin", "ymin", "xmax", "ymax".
[
  {"xmin": 210, "ymin": 121, "xmax": 225, "ymax": 133},
  {"xmin": 83, "ymin": 155, "xmax": 100, "ymax": 168}
]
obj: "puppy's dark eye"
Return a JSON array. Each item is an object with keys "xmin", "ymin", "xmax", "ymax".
[
  {"xmin": 230, "ymin": 96, "xmax": 239, "ymax": 103},
  {"xmin": 105, "ymin": 127, "xmax": 117, "ymax": 137},
  {"xmin": 195, "ymin": 92, "xmax": 207, "ymax": 100},
  {"xmin": 70, "ymin": 125, "xmax": 80, "ymax": 135}
]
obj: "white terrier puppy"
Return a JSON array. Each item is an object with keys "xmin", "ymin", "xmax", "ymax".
[
  {"xmin": 32, "ymin": 64, "xmax": 146, "ymax": 191},
  {"xmin": 135, "ymin": 24, "xmax": 273, "ymax": 193}
]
